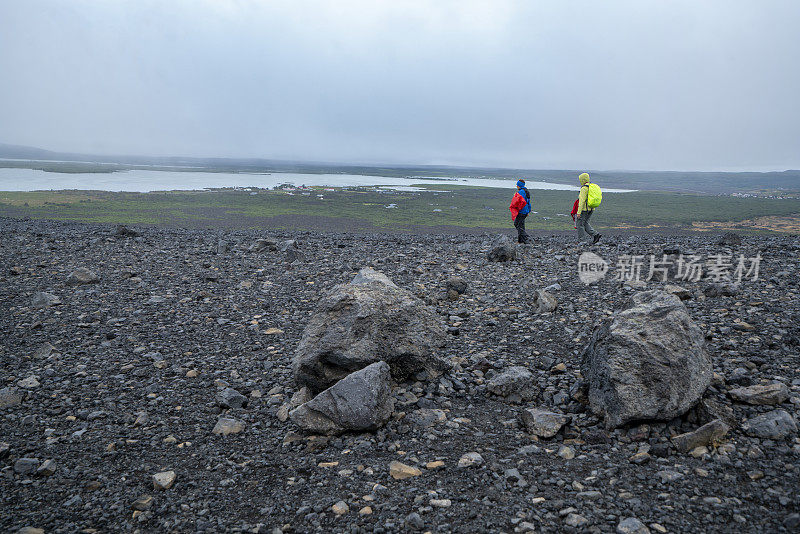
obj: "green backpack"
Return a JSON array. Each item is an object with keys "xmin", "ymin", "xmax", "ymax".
[{"xmin": 585, "ymin": 183, "xmax": 602, "ymax": 209}]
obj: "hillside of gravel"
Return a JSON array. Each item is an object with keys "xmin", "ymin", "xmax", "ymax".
[{"xmin": 1, "ymin": 217, "xmax": 799, "ymax": 533}]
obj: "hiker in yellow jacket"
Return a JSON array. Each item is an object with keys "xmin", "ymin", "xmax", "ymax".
[{"xmin": 576, "ymin": 172, "xmax": 601, "ymax": 244}]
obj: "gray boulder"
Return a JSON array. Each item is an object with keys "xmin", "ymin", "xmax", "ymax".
[
  {"xmin": 520, "ymin": 408, "xmax": 571, "ymax": 438},
  {"xmin": 487, "ymin": 243, "xmax": 516, "ymax": 262},
  {"xmin": 249, "ymin": 238, "xmax": 277, "ymax": 252},
  {"xmin": 742, "ymin": 409, "xmax": 797, "ymax": 439},
  {"xmin": 581, "ymin": 290, "xmax": 712, "ymax": 428},
  {"xmin": 293, "ymin": 268, "xmax": 448, "ymax": 392},
  {"xmin": 532, "ymin": 290, "xmax": 557, "ymax": 313},
  {"xmin": 66, "ymin": 267, "xmax": 99, "ymax": 285},
  {"xmin": 487, "ymin": 366, "xmax": 536, "ymax": 401},
  {"xmin": 729, "ymin": 383, "xmax": 789, "ymax": 405},
  {"xmin": 290, "ymin": 361, "xmax": 394, "ymax": 435},
  {"xmin": 31, "ymin": 292, "xmax": 60, "ymax": 308}
]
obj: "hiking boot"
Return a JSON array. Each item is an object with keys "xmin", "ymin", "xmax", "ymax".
[{"xmin": 593, "ymin": 234, "xmax": 602, "ymax": 244}]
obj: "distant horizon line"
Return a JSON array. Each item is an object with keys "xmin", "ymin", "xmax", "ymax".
[{"xmin": 0, "ymin": 141, "xmax": 797, "ymax": 175}]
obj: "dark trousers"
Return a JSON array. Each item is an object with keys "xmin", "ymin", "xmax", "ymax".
[{"xmin": 514, "ymin": 213, "xmax": 531, "ymax": 243}]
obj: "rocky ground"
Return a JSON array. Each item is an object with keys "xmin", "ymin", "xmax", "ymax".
[{"xmin": 1, "ymin": 217, "xmax": 799, "ymax": 533}]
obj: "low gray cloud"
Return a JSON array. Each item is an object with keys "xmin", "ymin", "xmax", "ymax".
[{"xmin": 1, "ymin": 0, "xmax": 798, "ymax": 170}]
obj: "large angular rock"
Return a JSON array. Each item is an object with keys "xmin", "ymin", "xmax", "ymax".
[
  {"xmin": 487, "ymin": 366, "xmax": 536, "ymax": 401},
  {"xmin": 581, "ymin": 290, "xmax": 712, "ymax": 428},
  {"xmin": 728, "ymin": 383, "xmax": 789, "ymax": 405},
  {"xmin": 290, "ymin": 361, "xmax": 394, "ymax": 435},
  {"xmin": 672, "ymin": 419, "xmax": 730, "ymax": 453},
  {"xmin": 66, "ymin": 267, "xmax": 99, "ymax": 285},
  {"xmin": 293, "ymin": 268, "xmax": 448, "ymax": 392},
  {"xmin": 742, "ymin": 409, "xmax": 797, "ymax": 440},
  {"xmin": 487, "ymin": 243, "xmax": 516, "ymax": 262}
]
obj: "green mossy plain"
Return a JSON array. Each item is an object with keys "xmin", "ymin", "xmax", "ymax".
[{"xmin": 1, "ymin": 186, "xmax": 798, "ymax": 232}]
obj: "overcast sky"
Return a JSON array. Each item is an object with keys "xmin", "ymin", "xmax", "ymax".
[{"xmin": 1, "ymin": 1, "xmax": 798, "ymax": 171}]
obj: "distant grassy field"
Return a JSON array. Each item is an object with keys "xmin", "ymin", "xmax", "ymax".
[{"xmin": 1, "ymin": 186, "xmax": 798, "ymax": 233}]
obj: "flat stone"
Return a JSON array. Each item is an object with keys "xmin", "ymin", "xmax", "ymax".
[
  {"xmin": 389, "ymin": 461, "xmax": 422, "ymax": 480},
  {"xmin": 66, "ymin": 267, "xmax": 99, "ymax": 285},
  {"xmin": 131, "ymin": 494, "xmax": 153, "ymax": 511},
  {"xmin": 31, "ymin": 291, "xmax": 60, "ymax": 308},
  {"xmin": 520, "ymin": 408, "xmax": 570, "ymax": 438},
  {"xmin": 14, "ymin": 457, "xmax": 39, "ymax": 475},
  {"xmin": 212, "ymin": 417, "xmax": 245, "ymax": 436},
  {"xmin": 617, "ymin": 517, "xmax": 651, "ymax": 534},
  {"xmin": 672, "ymin": 419, "xmax": 730, "ymax": 453},
  {"xmin": 729, "ymin": 383, "xmax": 789, "ymax": 405}
]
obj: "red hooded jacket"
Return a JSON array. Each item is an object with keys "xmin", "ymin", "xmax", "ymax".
[{"xmin": 509, "ymin": 191, "xmax": 528, "ymax": 221}]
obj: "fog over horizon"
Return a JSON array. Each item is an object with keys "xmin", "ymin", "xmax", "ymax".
[{"xmin": 1, "ymin": 1, "xmax": 799, "ymax": 172}]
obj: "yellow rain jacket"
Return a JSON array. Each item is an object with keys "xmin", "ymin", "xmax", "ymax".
[{"xmin": 577, "ymin": 173, "xmax": 591, "ymax": 215}]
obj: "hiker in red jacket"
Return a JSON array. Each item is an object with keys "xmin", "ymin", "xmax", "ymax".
[{"xmin": 509, "ymin": 180, "xmax": 532, "ymax": 244}]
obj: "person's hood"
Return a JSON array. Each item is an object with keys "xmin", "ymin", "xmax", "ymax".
[
  {"xmin": 579, "ymin": 172, "xmax": 590, "ymax": 185},
  {"xmin": 516, "ymin": 179, "xmax": 525, "ymax": 189}
]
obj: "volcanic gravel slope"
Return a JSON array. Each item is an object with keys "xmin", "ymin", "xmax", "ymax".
[{"xmin": 1, "ymin": 218, "xmax": 799, "ymax": 534}]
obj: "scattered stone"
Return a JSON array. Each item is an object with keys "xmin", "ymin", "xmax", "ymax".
[
  {"xmin": 406, "ymin": 408, "xmax": 447, "ymax": 427},
  {"xmin": 557, "ymin": 445, "xmax": 575, "ymax": 459},
  {"xmin": 389, "ymin": 461, "xmax": 422, "ymax": 480},
  {"xmin": 617, "ymin": 517, "xmax": 651, "ymax": 534},
  {"xmin": 17, "ymin": 376, "xmax": 40, "ymax": 389},
  {"xmin": 581, "ymin": 290, "xmax": 712, "ymax": 428},
  {"xmin": 672, "ymin": 419, "xmax": 730, "ymax": 453},
  {"xmin": 486, "ymin": 366, "xmax": 536, "ymax": 401},
  {"xmin": 487, "ymin": 242, "xmax": 516, "ymax": 262},
  {"xmin": 331, "ymin": 500, "xmax": 349, "ymax": 515},
  {"xmin": 36, "ymin": 459, "xmax": 56, "ymax": 477},
  {"xmin": 293, "ymin": 268, "xmax": 448, "ymax": 392},
  {"xmin": 217, "ymin": 387, "xmax": 248, "ymax": 409},
  {"xmin": 446, "ymin": 276, "xmax": 468, "ymax": 295},
  {"xmin": 14, "ymin": 457, "xmax": 39, "ymax": 475},
  {"xmin": 66, "ymin": 267, "xmax": 99, "ymax": 285},
  {"xmin": 0, "ymin": 387, "xmax": 23, "ymax": 409},
  {"xmin": 212, "ymin": 417, "xmax": 245, "ymax": 435},
  {"xmin": 249, "ymin": 238, "xmax": 277, "ymax": 252},
  {"xmin": 457, "ymin": 452, "xmax": 484, "ymax": 468},
  {"xmin": 532, "ymin": 289, "xmax": 557, "ymax": 313},
  {"xmin": 729, "ymin": 383, "xmax": 789, "ymax": 405},
  {"xmin": 153, "ymin": 470, "xmax": 177, "ymax": 490},
  {"xmin": 663, "ymin": 284, "xmax": 691, "ymax": 300},
  {"xmin": 16, "ymin": 528, "xmax": 45, "ymax": 534},
  {"xmin": 742, "ymin": 409, "xmax": 798, "ymax": 439},
  {"xmin": 520, "ymin": 408, "xmax": 570, "ymax": 438},
  {"xmin": 290, "ymin": 362, "xmax": 394, "ymax": 435},
  {"xmin": 31, "ymin": 291, "xmax": 60, "ymax": 308},
  {"xmin": 131, "ymin": 494, "xmax": 153, "ymax": 511},
  {"xmin": 564, "ymin": 513, "xmax": 589, "ymax": 528}
]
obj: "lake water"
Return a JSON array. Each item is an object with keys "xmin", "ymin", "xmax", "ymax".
[{"xmin": 0, "ymin": 167, "xmax": 635, "ymax": 193}]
